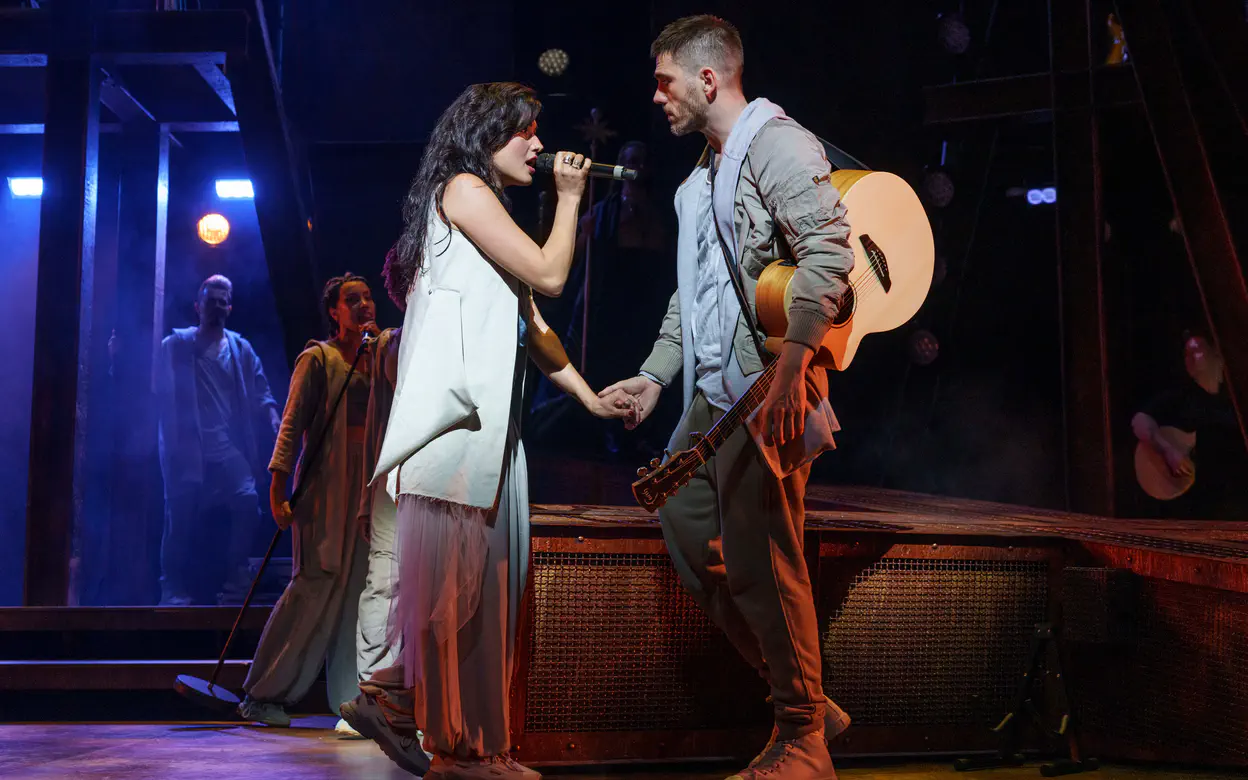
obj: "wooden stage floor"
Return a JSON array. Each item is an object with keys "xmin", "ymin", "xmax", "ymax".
[{"xmin": 0, "ymin": 721, "xmax": 1235, "ymax": 779}]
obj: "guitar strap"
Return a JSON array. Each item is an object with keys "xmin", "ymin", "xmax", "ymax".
[{"xmin": 707, "ymin": 147, "xmax": 769, "ymax": 362}]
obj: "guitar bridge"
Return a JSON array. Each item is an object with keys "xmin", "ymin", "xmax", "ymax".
[{"xmin": 859, "ymin": 234, "xmax": 891, "ymax": 293}]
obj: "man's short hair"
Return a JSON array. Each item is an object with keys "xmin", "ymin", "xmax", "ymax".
[
  {"xmin": 651, "ymin": 14, "xmax": 744, "ymax": 80},
  {"xmin": 198, "ymin": 274, "xmax": 233, "ymax": 301}
]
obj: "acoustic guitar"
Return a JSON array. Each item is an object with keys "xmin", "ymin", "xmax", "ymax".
[
  {"xmin": 632, "ymin": 169, "xmax": 935, "ymax": 512},
  {"xmin": 1134, "ymin": 426, "xmax": 1197, "ymax": 500}
]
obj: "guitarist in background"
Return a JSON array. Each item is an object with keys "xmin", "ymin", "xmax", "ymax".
[
  {"xmin": 601, "ymin": 15, "xmax": 852, "ymax": 780},
  {"xmin": 1132, "ymin": 331, "xmax": 1248, "ymax": 520}
]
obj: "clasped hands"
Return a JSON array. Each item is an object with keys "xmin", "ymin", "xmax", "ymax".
[{"xmin": 597, "ymin": 343, "xmax": 814, "ymax": 447}]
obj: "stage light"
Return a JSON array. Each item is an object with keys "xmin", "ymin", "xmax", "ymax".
[
  {"xmin": 215, "ymin": 179, "xmax": 254, "ymax": 199},
  {"xmin": 909, "ymin": 329, "xmax": 940, "ymax": 366},
  {"xmin": 923, "ymin": 169, "xmax": 955, "ymax": 208},
  {"xmin": 198, "ymin": 213, "xmax": 230, "ymax": 245},
  {"xmin": 937, "ymin": 13, "xmax": 971, "ymax": 54},
  {"xmin": 8, "ymin": 177, "xmax": 43, "ymax": 198},
  {"xmin": 538, "ymin": 49, "xmax": 569, "ymax": 77},
  {"xmin": 1023, "ymin": 187, "xmax": 1056, "ymax": 206}
]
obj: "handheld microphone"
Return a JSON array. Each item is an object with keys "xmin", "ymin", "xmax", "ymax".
[{"xmin": 533, "ymin": 153, "xmax": 638, "ymax": 182}]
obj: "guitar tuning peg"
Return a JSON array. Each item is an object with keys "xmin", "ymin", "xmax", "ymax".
[
  {"xmin": 663, "ymin": 449, "xmax": 672, "ymax": 459},
  {"xmin": 649, "ymin": 458, "xmax": 661, "ymax": 469},
  {"xmin": 636, "ymin": 467, "xmax": 648, "ymax": 478}
]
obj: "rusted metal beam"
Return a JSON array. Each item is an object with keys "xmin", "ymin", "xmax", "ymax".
[
  {"xmin": 24, "ymin": 0, "xmax": 101, "ymax": 607},
  {"xmin": 0, "ymin": 9, "xmax": 249, "ymax": 57},
  {"xmin": 224, "ymin": 0, "xmax": 321, "ymax": 363},
  {"xmin": 0, "ymin": 53, "xmax": 46, "ymax": 67},
  {"xmin": 1, "ymin": 122, "xmax": 233, "ymax": 134},
  {"xmin": 1051, "ymin": 0, "xmax": 1116, "ymax": 516},
  {"xmin": 107, "ymin": 124, "xmax": 171, "ymax": 606},
  {"xmin": 164, "ymin": 120, "xmax": 239, "ymax": 132},
  {"xmin": 192, "ymin": 60, "xmax": 236, "ymax": 115},
  {"xmin": 99, "ymin": 70, "xmax": 154, "ymax": 124},
  {"xmin": 1187, "ymin": 0, "xmax": 1248, "ymax": 136}
]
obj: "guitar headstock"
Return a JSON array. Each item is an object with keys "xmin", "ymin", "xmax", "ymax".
[{"xmin": 631, "ymin": 446, "xmax": 705, "ymax": 513}]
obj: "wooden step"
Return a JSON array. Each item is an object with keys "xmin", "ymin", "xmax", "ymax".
[
  {"xmin": 0, "ymin": 607, "xmax": 271, "ymax": 632},
  {"xmin": 0, "ymin": 660, "xmax": 250, "ymax": 690}
]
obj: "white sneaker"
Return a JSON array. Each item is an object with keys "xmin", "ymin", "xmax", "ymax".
[{"xmin": 335, "ymin": 717, "xmax": 363, "ymax": 739}]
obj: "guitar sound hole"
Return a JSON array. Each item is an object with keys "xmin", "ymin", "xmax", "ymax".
[{"xmin": 832, "ymin": 285, "xmax": 855, "ymax": 327}]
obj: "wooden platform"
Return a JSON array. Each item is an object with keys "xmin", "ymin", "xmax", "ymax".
[{"xmin": 530, "ymin": 485, "xmax": 1248, "ymax": 593}]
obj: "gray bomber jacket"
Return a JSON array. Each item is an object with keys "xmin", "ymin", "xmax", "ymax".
[{"xmin": 639, "ymin": 116, "xmax": 855, "ymax": 386}]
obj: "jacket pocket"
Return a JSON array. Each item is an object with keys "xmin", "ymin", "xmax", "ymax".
[{"xmin": 734, "ymin": 318, "xmax": 765, "ymax": 375}]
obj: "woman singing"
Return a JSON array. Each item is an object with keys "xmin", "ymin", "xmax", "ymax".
[{"xmin": 340, "ymin": 83, "xmax": 635, "ymax": 779}]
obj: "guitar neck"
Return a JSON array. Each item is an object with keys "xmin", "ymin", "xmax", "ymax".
[{"xmin": 689, "ymin": 361, "xmax": 781, "ymax": 462}]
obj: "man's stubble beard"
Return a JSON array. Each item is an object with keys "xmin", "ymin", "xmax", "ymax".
[{"xmin": 670, "ymin": 86, "xmax": 710, "ymax": 137}]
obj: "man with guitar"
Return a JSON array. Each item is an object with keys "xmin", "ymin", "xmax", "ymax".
[
  {"xmin": 601, "ymin": 15, "xmax": 855, "ymax": 780},
  {"xmin": 1132, "ymin": 331, "xmax": 1247, "ymax": 519}
]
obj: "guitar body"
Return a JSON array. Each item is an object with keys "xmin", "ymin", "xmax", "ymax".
[
  {"xmin": 1135, "ymin": 426, "xmax": 1197, "ymax": 500},
  {"xmin": 755, "ymin": 170, "xmax": 935, "ymax": 371}
]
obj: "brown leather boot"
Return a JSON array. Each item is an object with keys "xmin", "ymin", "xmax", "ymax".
[
  {"xmin": 749, "ymin": 696, "xmax": 850, "ymax": 770},
  {"xmin": 727, "ymin": 731, "xmax": 837, "ymax": 780}
]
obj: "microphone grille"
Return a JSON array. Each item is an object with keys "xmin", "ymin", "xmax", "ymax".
[{"xmin": 534, "ymin": 153, "xmax": 555, "ymax": 173}]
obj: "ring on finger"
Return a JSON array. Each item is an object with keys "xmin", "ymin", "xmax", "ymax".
[{"xmin": 563, "ymin": 154, "xmax": 572, "ymax": 164}]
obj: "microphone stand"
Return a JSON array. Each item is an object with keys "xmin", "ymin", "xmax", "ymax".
[{"xmin": 580, "ymin": 110, "xmax": 601, "ymax": 374}]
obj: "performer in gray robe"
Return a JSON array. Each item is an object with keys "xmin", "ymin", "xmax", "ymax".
[{"xmin": 237, "ymin": 273, "xmax": 379, "ymax": 728}]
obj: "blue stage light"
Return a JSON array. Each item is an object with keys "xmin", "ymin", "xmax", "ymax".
[
  {"xmin": 8, "ymin": 177, "xmax": 43, "ymax": 198},
  {"xmin": 215, "ymin": 179, "xmax": 254, "ymax": 199}
]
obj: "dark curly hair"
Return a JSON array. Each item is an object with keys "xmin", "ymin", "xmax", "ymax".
[
  {"xmin": 390, "ymin": 82, "xmax": 542, "ymax": 297},
  {"xmin": 322, "ymin": 272, "xmax": 369, "ymax": 337},
  {"xmin": 381, "ymin": 243, "xmax": 404, "ymax": 311}
]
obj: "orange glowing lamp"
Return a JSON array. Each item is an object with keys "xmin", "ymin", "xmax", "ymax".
[{"xmin": 198, "ymin": 213, "xmax": 230, "ymax": 245}]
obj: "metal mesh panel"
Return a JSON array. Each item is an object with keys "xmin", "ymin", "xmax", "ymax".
[
  {"xmin": 1061, "ymin": 566, "xmax": 1137, "ymax": 643},
  {"xmin": 524, "ymin": 551, "xmax": 764, "ymax": 733},
  {"xmin": 822, "ymin": 558, "xmax": 1048, "ymax": 726},
  {"xmin": 1076, "ymin": 579, "xmax": 1248, "ymax": 763}
]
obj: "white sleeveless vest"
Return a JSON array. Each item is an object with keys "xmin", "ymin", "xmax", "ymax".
[{"xmin": 373, "ymin": 213, "xmax": 522, "ymax": 509}]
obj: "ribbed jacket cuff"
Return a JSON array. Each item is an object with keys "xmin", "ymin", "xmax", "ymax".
[
  {"xmin": 784, "ymin": 308, "xmax": 834, "ymax": 351},
  {"xmin": 639, "ymin": 343, "xmax": 682, "ymax": 387}
]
